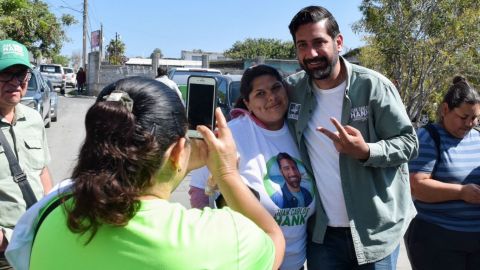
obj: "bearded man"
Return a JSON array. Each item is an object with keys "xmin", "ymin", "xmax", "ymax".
[{"xmin": 285, "ymin": 6, "xmax": 418, "ymax": 270}]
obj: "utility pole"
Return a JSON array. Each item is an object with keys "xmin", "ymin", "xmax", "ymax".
[
  {"xmin": 100, "ymin": 24, "xmax": 103, "ymax": 61},
  {"xmin": 115, "ymin": 32, "xmax": 119, "ymax": 64},
  {"xmin": 82, "ymin": 0, "xmax": 88, "ymax": 69}
]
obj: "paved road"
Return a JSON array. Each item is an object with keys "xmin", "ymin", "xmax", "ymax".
[
  {"xmin": 46, "ymin": 94, "xmax": 93, "ymax": 183},
  {"xmin": 46, "ymin": 94, "xmax": 411, "ymax": 270}
]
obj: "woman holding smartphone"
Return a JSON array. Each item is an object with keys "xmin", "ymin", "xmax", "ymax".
[
  {"xmin": 189, "ymin": 65, "xmax": 315, "ymax": 270},
  {"xmin": 10, "ymin": 77, "xmax": 284, "ymax": 270}
]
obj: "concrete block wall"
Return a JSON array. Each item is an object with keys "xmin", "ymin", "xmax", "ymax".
[{"xmin": 88, "ymin": 52, "xmax": 155, "ymax": 96}]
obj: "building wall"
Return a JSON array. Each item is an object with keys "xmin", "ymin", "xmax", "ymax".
[
  {"xmin": 87, "ymin": 52, "xmax": 301, "ymax": 96},
  {"xmin": 181, "ymin": 50, "xmax": 226, "ymax": 61},
  {"xmin": 242, "ymin": 59, "xmax": 301, "ymax": 76},
  {"xmin": 88, "ymin": 51, "xmax": 154, "ymax": 96}
]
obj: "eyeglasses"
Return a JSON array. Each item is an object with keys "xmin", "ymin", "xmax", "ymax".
[{"xmin": 0, "ymin": 70, "xmax": 31, "ymax": 83}]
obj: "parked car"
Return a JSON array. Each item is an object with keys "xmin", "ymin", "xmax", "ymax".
[
  {"xmin": 20, "ymin": 69, "xmax": 52, "ymax": 128},
  {"xmin": 46, "ymin": 80, "xmax": 58, "ymax": 122},
  {"xmin": 214, "ymin": 74, "xmax": 242, "ymax": 119},
  {"xmin": 63, "ymin": 67, "xmax": 76, "ymax": 88},
  {"xmin": 38, "ymin": 64, "xmax": 65, "ymax": 94},
  {"xmin": 168, "ymin": 68, "xmax": 222, "ymax": 100}
]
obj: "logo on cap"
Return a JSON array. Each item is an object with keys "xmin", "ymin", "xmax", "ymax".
[{"xmin": 2, "ymin": 44, "xmax": 25, "ymax": 57}]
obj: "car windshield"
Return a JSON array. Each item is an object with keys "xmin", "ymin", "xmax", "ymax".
[
  {"xmin": 40, "ymin": 65, "xmax": 61, "ymax": 73},
  {"xmin": 27, "ymin": 73, "xmax": 37, "ymax": 91},
  {"xmin": 229, "ymin": 81, "xmax": 241, "ymax": 105},
  {"xmin": 64, "ymin": 68, "xmax": 73, "ymax": 74},
  {"xmin": 172, "ymin": 71, "xmax": 221, "ymax": 85}
]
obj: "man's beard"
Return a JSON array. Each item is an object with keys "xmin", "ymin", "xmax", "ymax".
[{"xmin": 300, "ymin": 53, "xmax": 339, "ymax": 80}]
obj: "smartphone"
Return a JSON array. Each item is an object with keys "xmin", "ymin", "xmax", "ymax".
[{"xmin": 186, "ymin": 76, "xmax": 217, "ymax": 138}]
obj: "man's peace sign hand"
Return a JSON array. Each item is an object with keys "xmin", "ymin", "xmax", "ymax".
[{"xmin": 317, "ymin": 117, "xmax": 370, "ymax": 160}]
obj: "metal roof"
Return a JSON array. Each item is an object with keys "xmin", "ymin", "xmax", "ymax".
[{"xmin": 125, "ymin": 58, "xmax": 202, "ymax": 67}]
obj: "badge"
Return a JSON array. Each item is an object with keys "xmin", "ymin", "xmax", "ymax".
[{"xmin": 287, "ymin": 103, "xmax": 301, "ymax": 120}]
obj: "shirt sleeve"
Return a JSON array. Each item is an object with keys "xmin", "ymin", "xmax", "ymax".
[
  {"xmin": 183, "ymin": 206, "xmax": 275, "ymax": 269},
  {"xmin": 223, "ymin": 208, "xmax": 276, "ymax": 270},
  {"xmin": 408, "ymin": 127, "xmax": 437, "ymax": 174},
  {"xmin": 362, "ymin": 80, "xmax": 419, "ymax": 167}
]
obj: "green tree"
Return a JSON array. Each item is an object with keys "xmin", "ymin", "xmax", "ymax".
[
  {"xmin": 0, "ymin": 0, "xmax": 77, "ymax": 58},
  {"xmin": 353, "ymin": 0, "xmax": 480, "ymax": 123},
  {"xmin": 51, "ymin": 54, "xmax": 69, "ymax": 66},
  {"xmin": 106, "ymin": 38, "xmax": 126, "ymax": 65},
  {"xmin": 150, "ymin": 48, "xmax": 163, "ymax": 58},
  {"xmin": 225, "ymin": 38, "xmax": 295, "ymax": 60}
]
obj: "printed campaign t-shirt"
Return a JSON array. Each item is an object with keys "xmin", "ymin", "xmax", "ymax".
[
  {"xmin": 191, "ymin": 115, "xmax": 315, "ymax": 270},
  {"xmin": 30, "ymin": 199, "xmax": 275, "ymax": 270}
]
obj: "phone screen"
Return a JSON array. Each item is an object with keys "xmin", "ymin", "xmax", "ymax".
[{"xmin": 187, "ymin": 77, "xmax": 216, "ymax": 135}]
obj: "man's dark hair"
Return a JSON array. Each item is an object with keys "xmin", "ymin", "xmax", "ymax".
[
  {"xmin": 157, "ymin": 66, "xmax": 168, "ymax": 77},
  {"xmin": 276, "ymin": 152, "xmax": 297, "ymax": 169},
  {"xmin": 288, "ymin": 5, "xmax": 340, "ymax": 43}
]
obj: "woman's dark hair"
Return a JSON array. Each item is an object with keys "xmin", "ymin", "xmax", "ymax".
[
  {"xmin": 67, "ymin": 76, "xmax": 187, "ymax": 242},
  {"xmin": 235, "ymin": 65, "xmax": 283, "ymax": 110},
  {"xmin": 442, "ymin": 76, "xmax": 480, "ymax": 111},
  {"xmin": 288, "ymin": 6, "xmax": 340, "ymax": 43}
]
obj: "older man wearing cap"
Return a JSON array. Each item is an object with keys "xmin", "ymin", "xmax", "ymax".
[{"xmin": 0, "ymin": 40, "xmax": 52, "ymax": 269}]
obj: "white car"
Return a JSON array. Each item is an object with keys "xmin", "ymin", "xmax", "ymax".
[
  {"xmin": 63, "ymin": 67, "xmax": 76, "ymax": 88},
  {"xmin": 167, "ymin": 68, "xmax": 222, "ymax": 100},
  {"xmin": 39, "ymin": 64, "xmax": 65, "ymax": 94}
]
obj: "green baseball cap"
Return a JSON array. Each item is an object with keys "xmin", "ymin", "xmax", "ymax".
[{"xmin": 0, "ymin": 40, "xmax": 32, "ymax": 72}]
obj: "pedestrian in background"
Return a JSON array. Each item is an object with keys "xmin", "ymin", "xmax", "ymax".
[
  {"xmin": 286, "ymin": 6, "xmax": 418, "ymax": 269},
  {"xmin": 76, "ymin": 67, "xmax": 86, "ymax": 94},
  {"xmin": 407, "ymin": 76, "xmax": 480, "ymax": 270},
  {"xmin": 24, "ymin": 77, "xmax": 284, "ymax": 270},
  {"xmin": 155, "ymin": 66, "xmax": 182, "ymax": 102},
  {"xmin": 0, "ymin": 39, "xmax": 52, "ymax": 270}
]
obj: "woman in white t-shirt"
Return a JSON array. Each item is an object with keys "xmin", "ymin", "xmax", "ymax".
[{"xmin": 189, "ymin": 65, "xmax": 315, "ymax": 270}]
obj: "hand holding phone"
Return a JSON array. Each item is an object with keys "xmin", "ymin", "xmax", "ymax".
[{"xmin": 196, "ymin": 108, "xmax": 238, "ymax": 180}]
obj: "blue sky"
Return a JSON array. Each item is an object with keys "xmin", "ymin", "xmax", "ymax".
[{"xmin": 45, "ymin": 0, "xmax": 365, "ymax": 59}]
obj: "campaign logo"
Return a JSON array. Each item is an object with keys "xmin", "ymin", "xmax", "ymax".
[
  {"xmin": 2, "ymin": 44, "xmax": 24, "ymax": 57},
  {"xmin": 263, "ymin": 153, "xmax": 314, "ymax": 227},
  {"xmin": 287, "ymin": 103, "xmax": 301, "ymax": 120},
  {"xmin": 350, "ymin": 106, "xmax": 368, "ymax": 122}
]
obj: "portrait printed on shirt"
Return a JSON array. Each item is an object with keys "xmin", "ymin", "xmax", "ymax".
[{"xmin": 264, "ymin": 152, "xmax": 314, "ymax": 209}]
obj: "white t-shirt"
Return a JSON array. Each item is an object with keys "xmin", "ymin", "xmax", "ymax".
[
  {"xmin": 190, "ymin": 115, "xmax": 315, "ymax": 270},
  {"xmin": 304, "ymin": 81, "xmax": 350, "ymax": 227}
]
